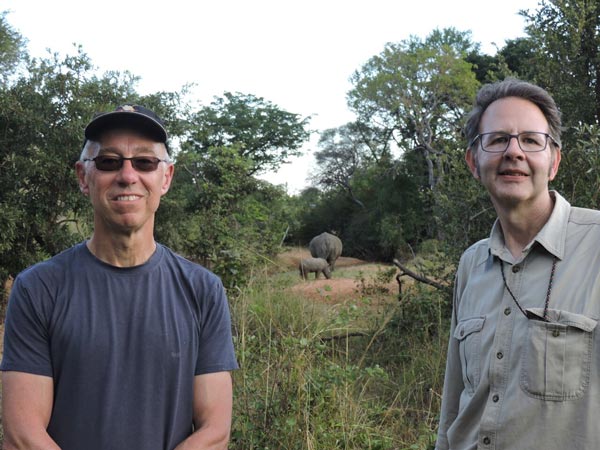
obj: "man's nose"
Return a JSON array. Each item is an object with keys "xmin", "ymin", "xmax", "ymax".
[
  {"xmin": 503, "ymin": 135, "xmax": 525, "ymax": 159},
  {"xmin": 116, "ymin": 159, "xmax": 138, "ymax": 182}
]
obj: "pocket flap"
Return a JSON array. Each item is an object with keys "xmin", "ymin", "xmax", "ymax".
[
  {"xmin": 526, "ymin": 308, "xmax": 598, "ymax": 332},
  {"xmin": 454, "ymin": 316, "xmax": 486, "ymax": 340}
]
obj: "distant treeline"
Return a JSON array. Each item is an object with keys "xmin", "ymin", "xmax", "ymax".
[{"xmin": 0, "ymin": 1, "xmax": 599, "ymax": 301}]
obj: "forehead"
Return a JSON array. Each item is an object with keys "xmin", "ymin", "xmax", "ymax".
[{"xmin": 480, "ymin": 97, "xmax": 549, "ymax": 132}]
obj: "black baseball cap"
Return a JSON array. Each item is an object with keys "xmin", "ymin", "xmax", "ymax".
[{"xmin": 84, "ymin": 105, "xmax": 170, "ymax": 153}]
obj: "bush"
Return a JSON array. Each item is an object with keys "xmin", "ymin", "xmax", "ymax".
[{"xmin": 229, "ymin": 264, "xmax": 449, "ymax": 449}]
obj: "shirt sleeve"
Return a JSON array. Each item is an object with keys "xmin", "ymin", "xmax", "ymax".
[
  {"xmin": 194, "ymin": 277, "xmax": 239, "ymax": 374},
  {"xmin": 435, "ymin": 276, "xmax": 464, "ymax": 450},
  {"xmin": 0, "ymin": 274, "xmax": 54, "ymax": 377}
]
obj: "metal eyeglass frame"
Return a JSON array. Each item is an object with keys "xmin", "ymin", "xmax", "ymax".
[{"xmin": 470, "ymin": 132, "xmax": 559, "ymax": 153}]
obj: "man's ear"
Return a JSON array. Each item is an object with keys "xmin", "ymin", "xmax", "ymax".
[
  {"xmin": 160, "ymin": 163, "xmax": 175, "ymax": 196},
  {"xmin": 548, "ymin": 147, "xmax": 561, "ymax": 181},
  {"xmin": 465, "ymin": 147, "xmax": 480, "ymax": 180},
  {"xmin": 75, "ymin": 161, "xmax": 90, "ymax": 195}
]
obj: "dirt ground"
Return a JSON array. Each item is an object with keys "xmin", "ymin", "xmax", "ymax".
[{"xmin": 276, "ymin": 248, "xmax": 400, "ymax": 303}]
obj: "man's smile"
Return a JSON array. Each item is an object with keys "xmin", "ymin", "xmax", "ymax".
[
  {"xmin": 498, "ymin": 169, "xmax": 529, "ymax": 177},
  {"xmin": 114, "ymin": 194, "xmax": 142, "ymax": 202}
]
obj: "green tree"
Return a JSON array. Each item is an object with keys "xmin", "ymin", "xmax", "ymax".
[
  {"xmin": 553, "ymin": 124, "xmax": 600, "ymax": 208},
  {"xmin": 522, "ymin": 0, "xmax": 600, "ymax": 125},
  {"xmin": 312, "ymin": 122, "xmax": 391, "ymax": 209},
  {"xmin": 465, "ymin": 51, "xmax": 502, "ymax": 84},
  {"xmin": 347, "ymin": 28, "xmax": 479, "ymax": 193},
  {"xmin": 156, "ymin": 145, "xmax": 291, "ymax": 288},
  {"xmin": 0, "ymin": 11, "xmax": 26, "ymax": 85},
  {"xmin": 295, "ymin": 187, "xmax": 354, "ymax": 247},
  {"xmin": 185, "ymin": 92, "xmax": 311, "ymax": 175},
  {"xmin": 331, "ymin": 28, "xmax": 481, "ymax": 255},
  {"xmin": 496, "ymin": 37, "xmax": 538, "ymax": 82}
]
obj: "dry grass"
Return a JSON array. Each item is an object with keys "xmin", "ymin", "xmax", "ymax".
[{"xmin": 231, "ymin": 250, "xmax": 446, "ymax": 449}]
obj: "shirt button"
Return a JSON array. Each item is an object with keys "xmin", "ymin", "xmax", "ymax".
[
  {"xmin": 553, "ymin": 329, "xmax": 560, "ymax": 337},
  {"xmin": 496, "ymin": 351, "xmax": 504, "ymax": 359},
  {"xmin": 512, "ymin": 265, "xmax": 521, "ymax": 273},
  {"xmin": 483, "ymin": 436, "xmax": 491, "ymax": 445},
  {"xmin": 504, "ymin": 307, "xmax": 511, "ymax": 315},
  {"xmin": 492, "ymin": 394, "xmax": 499, "ymax": 402}
]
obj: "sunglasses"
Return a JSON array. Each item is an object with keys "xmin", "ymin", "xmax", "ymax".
[{"xmin": 83, "ymin": 155, "xmax": 169, "ymax": 172}]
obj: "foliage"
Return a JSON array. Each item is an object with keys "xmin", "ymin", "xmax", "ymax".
[
  {"xmin": 185, "ymin": 92, "xmax": 311, "ymax": 175},
  {"xmin": 465, "ymin": 48, "xmax": 511, "ymax": 85},
  {"xmin": 347, "ymin": 28, "xmax": 479, "ymax": 192},
  {"xmin": 152, "ymin": 90, "xmax": 314, "ymax": 287},
  {"xmin": 0, "ymin": 15, "xmax": 312, "ymax": 297},
  {"xmin": 292, "ymin": 187, "xmax": 353, "ymax": 245},
  {"xmin": 4, "ymin": 1, "xmax": 600, "ymax": 447},
  {"xmin": 553, "ymin": 123, "xmax": 600, "ymax": 208},
  {"xmin": 433, "ymin": 147, "xmax": 495, "ymax": 262},
  {"xmin": 0, "ymin": 11, "xmax": 26, "ymax": 85},
  {"xmin": 301, "ymin": 28, "xmax": 482, "ymax": 263},
  {"xmin": 156, "ymin": 146, "xmax": 292, "ymax": 288},
  {"xmin": 230, "ymin": 264, "xmax": 449, "ymax": 449},
  {"xmin": 496, "ymin": 37, "xmax": 539, "ymax": 82},
  {"xmin": 522, "ymin": 0, "xmax": 600, "ymax": 126}
]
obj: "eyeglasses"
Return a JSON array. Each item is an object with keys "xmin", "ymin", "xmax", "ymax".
[
  {"xmin": 83, "ymin": 155, "xmax": 169, "ymax": 172},
  {"xmin": 471, "ymin": 132, "xmax": 558, "ymax": 153}
]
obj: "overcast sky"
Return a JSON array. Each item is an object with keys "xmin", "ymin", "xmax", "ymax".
[{"xmin": 3, "ymin": 0, "xmax": 541, "ymax": 193}]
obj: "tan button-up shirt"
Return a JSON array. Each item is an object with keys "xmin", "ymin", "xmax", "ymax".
[{"xmin": 436, "ymin": 192, "xmax": 600, "ymax": 450}]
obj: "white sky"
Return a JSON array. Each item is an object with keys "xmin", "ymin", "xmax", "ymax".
[{"xmin": 3, "ymin": 0, "xmax": 540, "ymax": 193}]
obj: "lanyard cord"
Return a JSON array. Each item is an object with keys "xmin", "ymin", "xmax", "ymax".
[{"xmin": 499, "ymin": 256, "xmax": 558, "ymax": 322}]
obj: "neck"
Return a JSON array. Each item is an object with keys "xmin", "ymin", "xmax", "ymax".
[
  {"xmin": 494, "ymin": 193, "xmax": 555, "ymax": 259},
  {"xmin": 87, "ymin": 232, "xmax": 157, "ymax": 267}
]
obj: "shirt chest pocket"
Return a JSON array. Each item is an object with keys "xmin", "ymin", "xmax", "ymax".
[
  {"xmin": 520, "ymin": 308, "xmax": 597, "ymax": 401},
  {"xmin": 454, "ymin": 316, "xmax": 486, "ymax": 394}
]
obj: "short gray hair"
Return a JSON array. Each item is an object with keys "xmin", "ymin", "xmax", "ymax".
[
  {"xmin": 79, "ymin": 139, "xmax": 171, "ymax": 163},
  {"xmin": 465, "ymin": 78, "xmax": 562, "ymax": 149},
  {"xmin": 80, "ymin": 140, "xmax": 100, "ymax": 161}
]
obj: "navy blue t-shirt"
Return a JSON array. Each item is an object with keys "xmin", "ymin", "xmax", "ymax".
[{"xmin": 1, "ymin": 242, "xmax": 239, "ymax": 450}]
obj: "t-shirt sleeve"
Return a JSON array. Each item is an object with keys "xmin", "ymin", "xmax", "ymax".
[
  {"xmin": 1, "ymin": 274, "xmax": 54, "ymax": 377},
  {"xmin": 194, "ymin": 277, "xmax": 239, "ymax": 374}
]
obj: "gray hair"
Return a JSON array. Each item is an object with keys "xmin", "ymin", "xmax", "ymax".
[
  {"xmin": 80, "ymin": 140, "xmax": 100, "ymax": 161},
  {"xmin": 465, "ymin": 78, "xmax": 562, "ymax": 149},
  {"xmin": 79, "ymin": 139, "xmax": 171, "ymax": 163}
]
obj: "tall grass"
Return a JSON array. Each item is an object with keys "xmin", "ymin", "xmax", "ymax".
[{"xmin": 229, "ymin": 266, "xmax": 451, "ymax": 449}]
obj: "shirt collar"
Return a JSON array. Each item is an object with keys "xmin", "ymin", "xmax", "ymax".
[{"xmin": 488, "ymin": 191, "xmax": 570, "ymax": 262}]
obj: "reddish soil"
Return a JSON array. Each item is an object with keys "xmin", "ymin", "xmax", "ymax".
[{"xmin": 276, "ymin": 248, "xmax": 400, "ymax": 303}]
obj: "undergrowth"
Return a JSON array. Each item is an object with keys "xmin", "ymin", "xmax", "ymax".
[
  {"xmin": 0, "ymin": 263, "xmax": 450, "ymax": 449},
  {"xmin": 229, "ymin": 265, "xmax": 451, "ymax": 449}
]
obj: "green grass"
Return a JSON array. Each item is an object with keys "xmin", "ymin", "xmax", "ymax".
[{"xmin": 229, "ymin": 266, "xmax": 450, "ymax": 449}]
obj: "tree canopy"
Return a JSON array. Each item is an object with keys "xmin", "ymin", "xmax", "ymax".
[
  {"xmin": 0, "ymin": 15, "xmax": 307, "ymax": 293},
  {"xmin": 184, "ymin": 91, "xmax": 311, "ymax": 174},
  {"xmin": 1, "ymin": 0, "xmax": 599, "ymax": 298}
]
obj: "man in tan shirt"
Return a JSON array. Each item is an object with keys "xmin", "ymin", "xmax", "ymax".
[{"xmin": 436, "ymin": 78, "xmax": 600, "ymax": 449}]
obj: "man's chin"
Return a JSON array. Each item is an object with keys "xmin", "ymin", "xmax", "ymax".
[{"xmin": 489, "ymin": 190, "xmax": 531, "ymax": 208}]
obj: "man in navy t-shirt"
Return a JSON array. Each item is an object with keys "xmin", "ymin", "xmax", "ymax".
[{"xmin": 1, "ymin": 105, "xmax": 239, "ymax": 449}]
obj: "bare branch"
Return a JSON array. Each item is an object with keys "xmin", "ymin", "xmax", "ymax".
[
  {"xmin": 319, "ymin": 332, "xmax": 368, "ymax": 342},
  {"xmin": 392, "ymin": 258, "xmax": 452, "ymax": 293}
]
